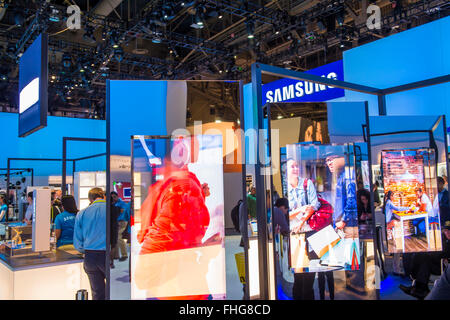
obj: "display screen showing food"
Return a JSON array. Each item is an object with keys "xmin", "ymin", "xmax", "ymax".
[
  {"xmin": 381, "ymin": 149, "xmax": 442, "ymax": 253},
  {"xmin": 131, "ymin": 135, "xmax": 226, "ymax": 300},
  {"xmin": 285, "ymin": 144, "xmax": 360, "ymax": 273}
]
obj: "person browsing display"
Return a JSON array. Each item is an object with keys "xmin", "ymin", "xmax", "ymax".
[
  {"xmin": 54, "ymin": 195, "xmax": 78, "ymax": 249},
  {"xmin": 73, "ymin": 188, "xmax": 107, "ymax": 300},
  {"xmin": 0, "ymin": 194, "xmax": 7, "ymax": 223},
  {"xmin": 287, "ymin": 158, "xmax": 320, "ymax": 234}
]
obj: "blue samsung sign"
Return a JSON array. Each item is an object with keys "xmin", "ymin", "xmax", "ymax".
[
  {"xmin": 18, "ymin": 33, "xmax": 48, "ymax": 137},
  {"xmin": 262, "ymin": 60, "xmax": 345, "ymax": 103}
]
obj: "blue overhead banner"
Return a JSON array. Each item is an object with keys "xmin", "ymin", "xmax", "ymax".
[
  {"xmin": 18, "ymin": 33, "xmax": 48, "ymax": 137},
  {"xmin": 262, "ymin": 60, "xmax": 345, "ymax": 104}
]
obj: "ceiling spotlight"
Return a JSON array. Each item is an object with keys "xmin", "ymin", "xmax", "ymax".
[
  {"xmin": 114, "ymin": 46, "xmax": 124, "ymax": 62},
  {"xmin": 218, "ymin": 14, "xmax": 223, "ymax": 19},
  {"xmin": 14, "ymin": 11, "xmax": 25, "ymax": 27},
  {"xmin": 152, "ymin": 36, "xmax": 162, "ymax": 44},
  {"xmin": 195, "ymin": 14, "xmax": 204, "ymax": 26},
  {"xmin": 62, "ymin": 53, "xmax": 72, "ymax": 68},
  {"xmin": 49, "ymin": 6, "xmax": 60, "ymax": 22},
  {"xmin": 246, "ymin": 20, "xmax": 255, "ymax": 39},
  {"xmin": 102, "ymin": 29, "xmax": 109, "ymax": 41},
  {"xmin": 336, "ymin": 12, "xmax": 344, "ymax": 26}
]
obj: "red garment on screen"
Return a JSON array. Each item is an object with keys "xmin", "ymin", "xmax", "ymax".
[{"xmin": 137, "ymin": 164, "xmax": 210, "ymax": 255}]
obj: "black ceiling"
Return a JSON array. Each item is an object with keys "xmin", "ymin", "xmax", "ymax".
[{"xmin": 0, "ymin": 0, "xmax": 448, "ymax": 119}]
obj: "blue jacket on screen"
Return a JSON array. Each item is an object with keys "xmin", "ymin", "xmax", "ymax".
[
  {"xmin": 73, "ymin": 199, "xmax": 106, "ymax": 252},
  {"xmin": 0, "ymin": 204, "xmax": 7, "ymax": 222},
  {"xmin": 334, "ymin": 169, "xmax": 358, "ymax": 227},
  {"xmin": 115, "ymin": 198, "xmax": 130, "ymax": 222}
]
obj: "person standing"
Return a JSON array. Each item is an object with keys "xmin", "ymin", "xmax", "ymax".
[
  {"xmin": 111, "ymin": 191, "xmax": 129, "ymax": 261},
  {"xmin": 73, "ymin": 188, "xmax": 106, "ymax": 300},
  {"xmin": 247, "ymin": 187, "xmax": 257, "ymax": 219},
  {"xmin": 54, "ymin": 195, "xmax": 78, "ymax": 249}
]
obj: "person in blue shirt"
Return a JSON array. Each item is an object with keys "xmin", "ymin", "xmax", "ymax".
[
  {"xmin": 0, "ymin": 194, "xmax": 8, "ymax": 223},
  {"xmin": 73, "ymin": 187, "xmax": 106, "ymax": 300},
  {"xmin": 111, "ymin": 191, "xmax": 130, "ymax": 261},
  {"xmin": 54, "ymin": 195, "xmax": 78, "ymax": 248}
]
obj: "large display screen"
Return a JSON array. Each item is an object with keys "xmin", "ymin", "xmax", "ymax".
[
  {"xmin": 381, "ymin": 149, "xmax": 442, "ymax": 253},
  {"xmin": 131, "ymin": 135, "xmax": 226, "ymax": 299},
  {"xmin": 18, "ymin": 33, "xmax": 48, "ymax": 137},
  {"xmin": 285, "ymin": 144, "xmax": 360, "ymax": 273}
]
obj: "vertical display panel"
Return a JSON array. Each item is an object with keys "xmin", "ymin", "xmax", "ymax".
[
  {"xmin": 18, "ymin": 33, "xmax": 48, "ymax": 137},
  {"xmin": 32, "ymin": 188, "xmax": 51, "ymax": 252},
  {"xmin": 381, "ymin": 148, "xmax": 442, "ymax": 253},
  {"xmin": 131, "ymin": 135, "xmax": 226, "ymax": 299},
  {"xmin": 286, "ymin": 144, "xmax": 360, "ymax": 273}
]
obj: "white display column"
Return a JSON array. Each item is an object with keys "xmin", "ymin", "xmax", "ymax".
[{"xmin": 32, "ymin": 188, "xmax": 51, "ymax": 252}]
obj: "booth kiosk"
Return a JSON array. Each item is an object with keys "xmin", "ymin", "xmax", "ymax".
[
  {"xmin": 0, "ymin": 187, "xmax": 91, "ymax": 299},
  {"xmin": 367, "ymin": 116, "xmax": 448, "ymax": 256},
  {"xmin": 248, "ymin": 60, "xmax": 450, "ymax": 300}
]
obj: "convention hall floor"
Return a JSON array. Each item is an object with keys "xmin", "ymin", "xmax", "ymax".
[{"xmin": 109, "ymin": 231, "xmax": 440, "ymax": 300}]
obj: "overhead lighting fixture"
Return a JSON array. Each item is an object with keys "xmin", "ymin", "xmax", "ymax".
[
  {"xmin": 49, "ymin": 7, "xmax": 60, "ymax": 22},
  {"xmin": 14, "ymin": 11, "xmax": 24, "ymax": 27},
  {"xmin": 114, "ymin": 46, "xmax": 124, "ymax": 62},
  {"xmin": 246, "ymin": 20, "xmax": 255, "ymax": 39}
]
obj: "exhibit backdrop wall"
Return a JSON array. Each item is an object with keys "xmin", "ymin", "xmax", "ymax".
[
  {"xmin": 338, "ymin": 16, "xmax": 450, "ymax": 131},
  {"xmin": 0, "ymin": 112, "xmax": 105, "ymax": 182}
]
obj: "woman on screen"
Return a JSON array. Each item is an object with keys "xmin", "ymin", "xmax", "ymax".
[
  {"xmin": 384, "ymin": 191, "xmax": 410, "ymax": 228},
  {"xmin": 286, "ymin": 158, "xmax": 322, "ymax": 300}
]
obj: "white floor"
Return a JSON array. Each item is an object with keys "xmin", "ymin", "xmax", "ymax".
[{"xmin": 110, "ymin": 233, "xmax": 245, "ymax": 300}]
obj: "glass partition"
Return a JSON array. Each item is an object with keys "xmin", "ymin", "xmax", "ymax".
[
  {"xmin": 130, "ymin": 135, "xmax": 226, "ymax": 300},
  {"xmin": 264, "ymin": 102, "xmax": 377, "ymax": 300}
]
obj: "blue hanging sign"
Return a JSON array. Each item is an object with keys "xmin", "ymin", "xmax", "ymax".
[{"xmin": 262, "ymin": 60, "xmax": 345, "ymax": 104}]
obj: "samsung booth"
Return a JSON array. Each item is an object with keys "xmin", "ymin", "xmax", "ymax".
[{"xmin": 0, "ymin": 16, "xmax": 448, "ymax": 300}]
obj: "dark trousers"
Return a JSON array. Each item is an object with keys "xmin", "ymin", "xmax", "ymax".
[
  {"xmin": 293, "ymin": 272, "xmax": 316, "ymax": 300},
  {"xmin": 411, "ymin": 252, "xmax": 443, "ymax": 289},
  {"xmin": 411, "ymin": 240, "xmax": 450, "ymax": 289},
  {"xmin": 318, "ymin": 271, "xmax": 335, "ymax": 300},
  {"xmin": 84, "ymin": 250, "xmax": 106, "ymax": 300}
]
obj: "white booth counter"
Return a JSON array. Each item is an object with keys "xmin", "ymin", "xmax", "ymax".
[{"xmin": 0, "ymin": 249, "xmax": 91, "ymax": 300}]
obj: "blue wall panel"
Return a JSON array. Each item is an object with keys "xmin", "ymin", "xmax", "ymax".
[
  {"xmin": 342, "ymin": 16, "xmax": 450, "ymax": 120},
  {"xmin": 0, "ymin": 113, "xmax": 105, "ymax": 176},
  {"xmin": 109, "ymin": 80, "xmax": 168, "ymax": 156}
]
